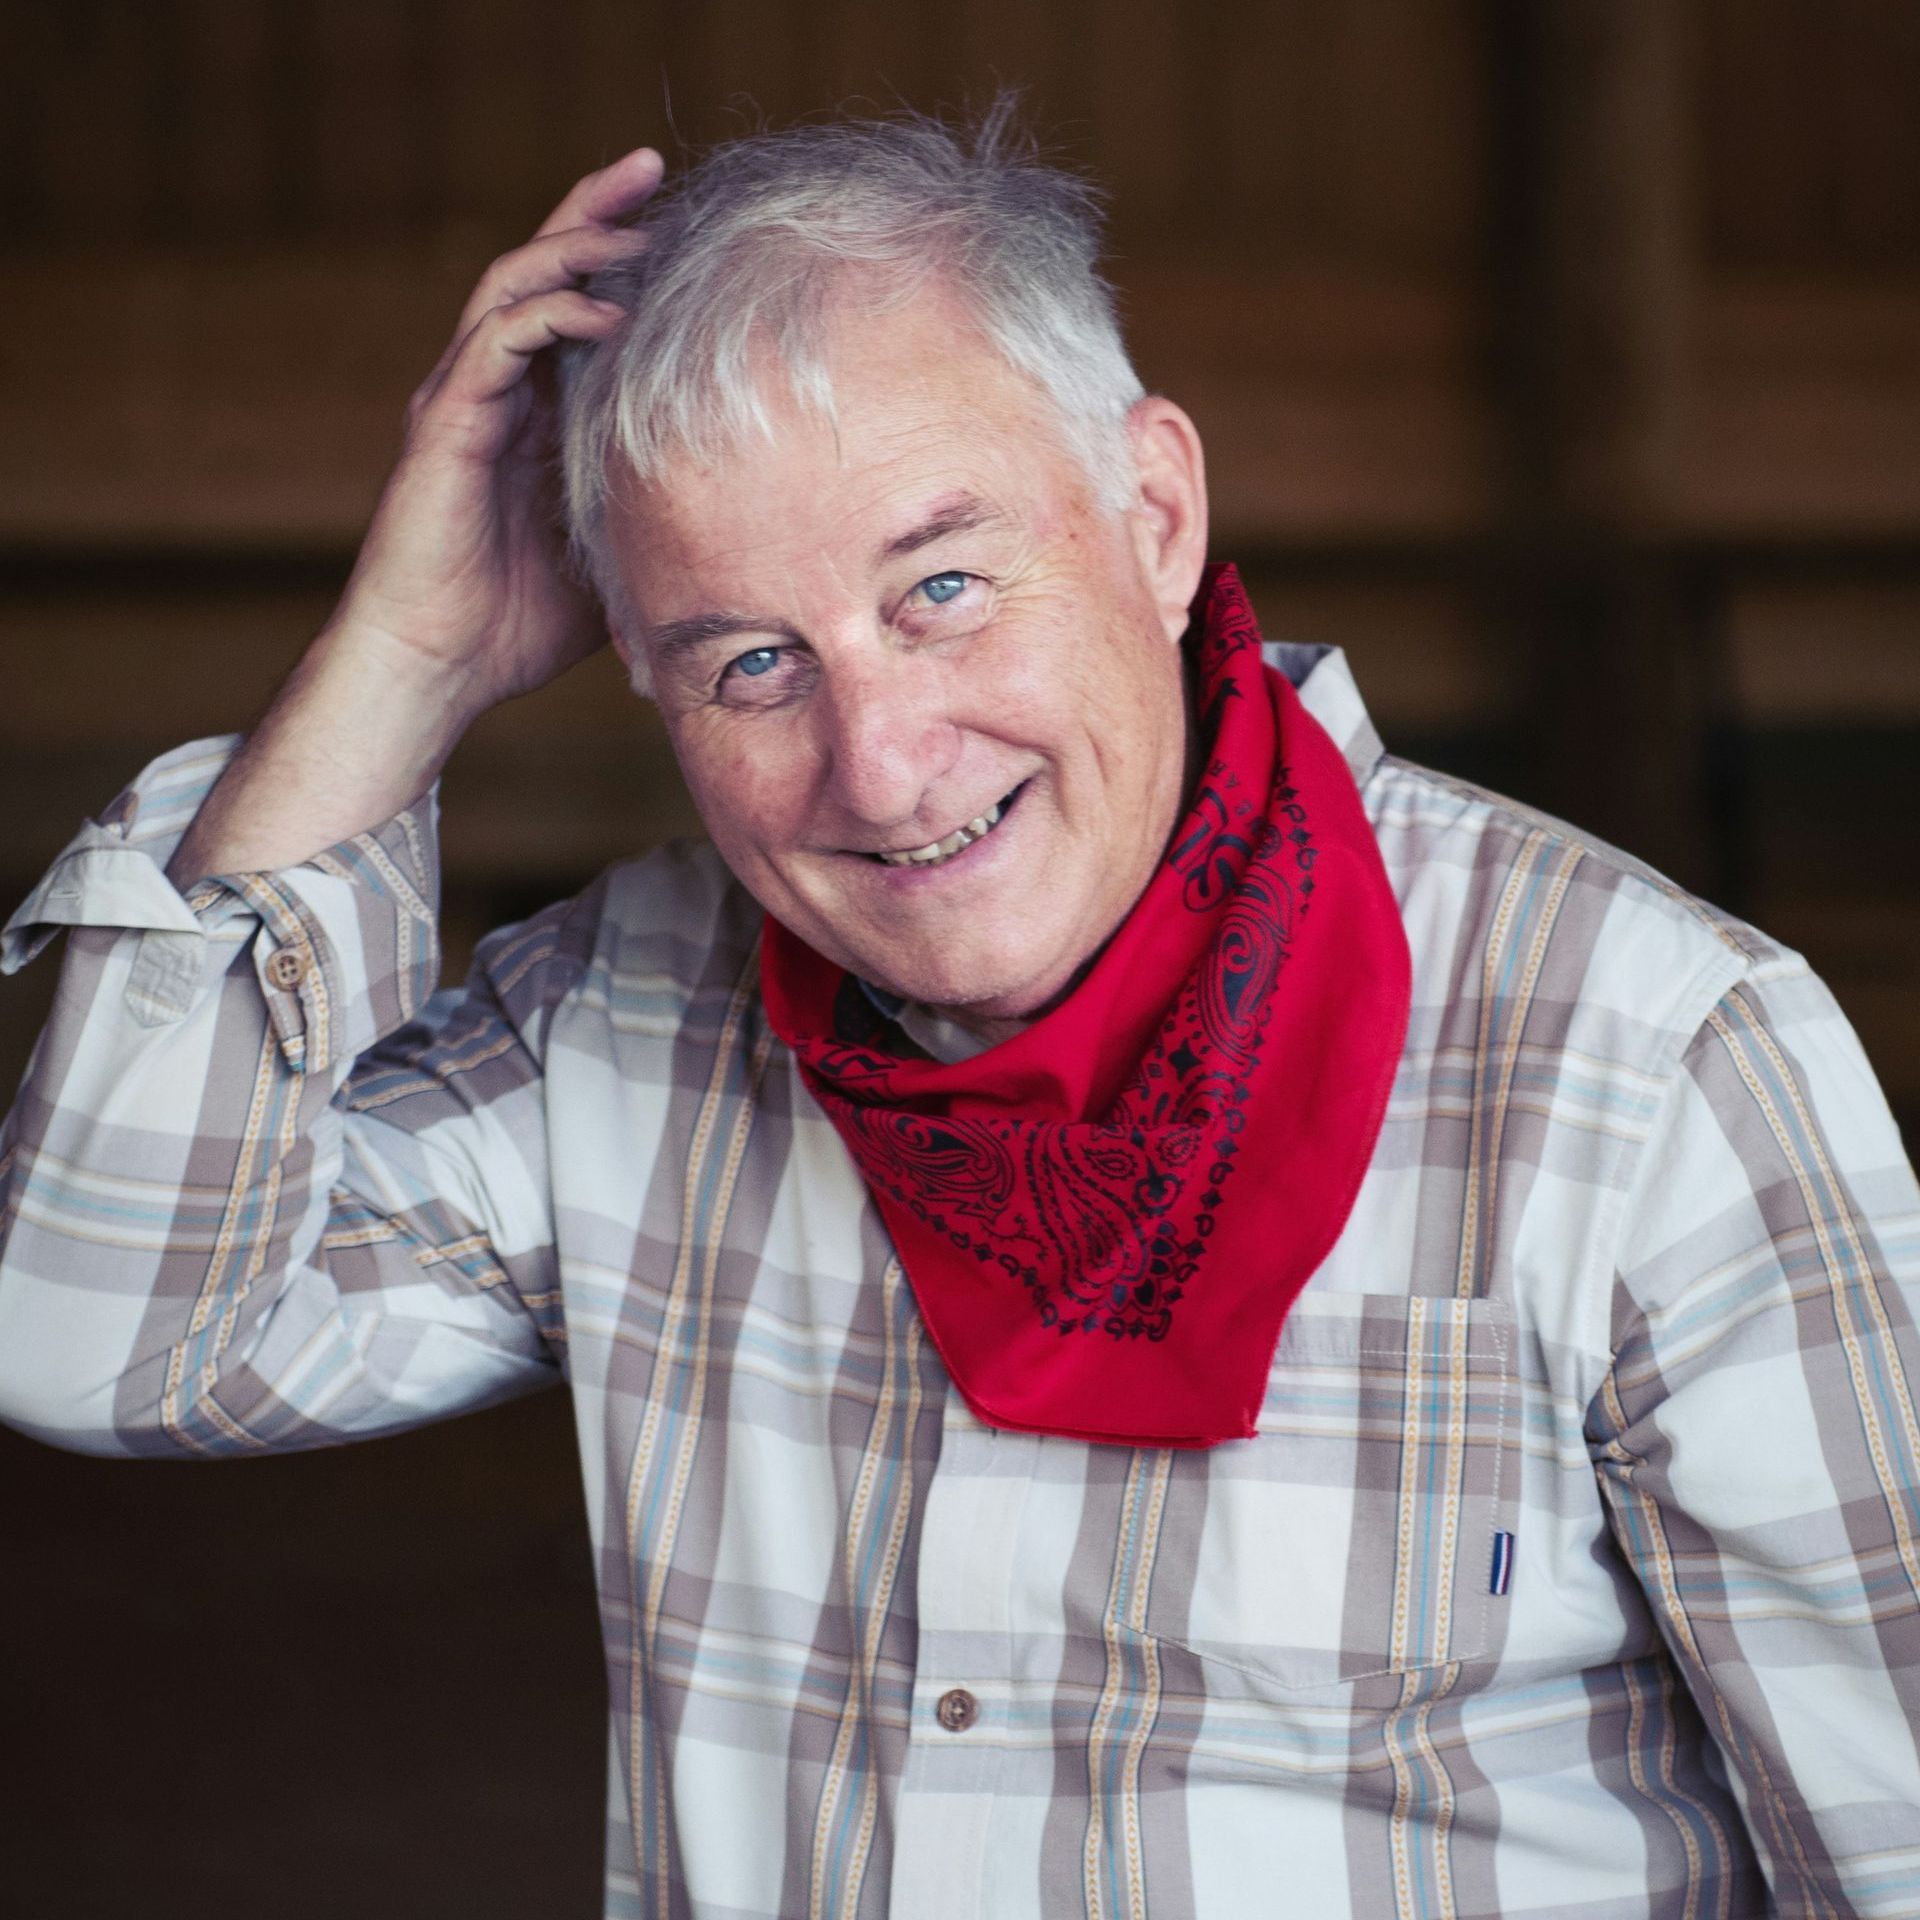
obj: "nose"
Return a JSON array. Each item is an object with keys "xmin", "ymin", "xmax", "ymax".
[{"xmin": 819, "ymin": 652, "xmax": 962, "ymax": 832}]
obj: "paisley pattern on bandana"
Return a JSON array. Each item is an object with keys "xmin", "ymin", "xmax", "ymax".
[{"xmin": 761, "ymin": 565, "xmax": 1411, "ymax": 1447}]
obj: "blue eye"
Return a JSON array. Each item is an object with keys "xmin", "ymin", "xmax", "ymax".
[
  {"xmin": 919, "ymin": 572, "xmax": 968, "ymax": 605},
  {"xmin": 731, "ymin": 646, "xmax": 780, "ymax": 678}
]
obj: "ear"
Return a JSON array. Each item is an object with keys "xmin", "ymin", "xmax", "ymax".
[
  {"xmin": 598, "ymin": 565, "xmax": 655, "ymax": 698},
  {"xmin": 1124, "ymin": 395, "xmax": 1210, "ymax": 646},
  {"xmin": 609, "ymin": 622, "xmax": 654, "ymax": 699}
]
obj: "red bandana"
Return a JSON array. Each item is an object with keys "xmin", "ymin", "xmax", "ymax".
[{"xmin": 759, "ymin": 564, "xmax": 1411, "ymax": 1447}]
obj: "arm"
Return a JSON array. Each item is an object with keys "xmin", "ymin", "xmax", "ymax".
[
  {"xmin": 1590, "ymin": 953, "xmax": 1920, "ymax": 1915},
  {"xmin": 160, "ymin": 145, "xmax": 663, "ymax": 887},
  {"xmin": 0, "ymin": 734, "xmax": 586, "ymax": 1455},
  {"xmin": 0, "ymin": 146, "xmax": 667, "ymax": 1454}
]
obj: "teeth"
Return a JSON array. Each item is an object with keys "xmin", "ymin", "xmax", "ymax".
[{"xmin": 876, "ymin": 797, "xmax": 1009, "ymax": 867}]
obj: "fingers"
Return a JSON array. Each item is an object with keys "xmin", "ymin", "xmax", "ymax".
[
  {"xmin": 534, "ymin": 146, "xmax": 665, "ymax": 241},
  {"xmin": 407, "ymin": 148, "xmax": 662, "ymax": 447},
  {"xmin": 452, "ymin": 221, "xmax": 647, "ymax": 344},
  {"xmin": 422, "ymin": 289, "xmax": 628, "ymax": 419}
]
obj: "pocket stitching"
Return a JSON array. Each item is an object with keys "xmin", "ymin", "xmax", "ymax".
[{"xmin": 1130, "ymin": 1302, "xmax": 1517, "ymax": 1696}]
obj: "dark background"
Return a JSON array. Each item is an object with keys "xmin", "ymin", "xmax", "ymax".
[{"xmin": 2, "ymin": 3, "xmax": 1916, "ymax": 1914}]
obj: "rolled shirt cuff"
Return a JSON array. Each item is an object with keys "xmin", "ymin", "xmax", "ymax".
[{"xmin": 1, "ymin": 733, "xmax": 443, "ymax": 1074}]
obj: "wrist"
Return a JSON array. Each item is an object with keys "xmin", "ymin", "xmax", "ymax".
[
  {"xmin": 162, "ymin": 626, "xmax": 480, "ymax": 890},
  {"xmin": 307, "ymin": 615, "xmax": 493, "ymax": 747}
]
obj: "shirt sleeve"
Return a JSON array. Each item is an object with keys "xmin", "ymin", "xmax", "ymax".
[
  {"xmin": 0, "ymin": 734, "xmax": 574, "ymax": 1458},
  {"xmin": 1590, "ymin": 950, "xmax": 1920, "ymax": 1916}
]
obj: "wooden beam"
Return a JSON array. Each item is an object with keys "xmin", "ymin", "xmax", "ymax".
[
  {"xmin": 4, "ymin": 247, "xmax": 1913, "ymax": 555},
  {"xmin": 1487, "ymin": 0, "xmax": 1718, "ymax": 890}
]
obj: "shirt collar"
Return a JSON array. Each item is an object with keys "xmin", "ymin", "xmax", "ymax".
[
  {"xmin": 854, "ymin": 975, "xmax": 998, "ymax": 1065},
  {"xmin": 1265, "ymin": 641, "xmax": 1386, "ymax": 791}
]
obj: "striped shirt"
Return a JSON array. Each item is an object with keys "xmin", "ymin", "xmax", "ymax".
[{"xmin": 3, "ymin": 642, "xmax": 1918, "ymax": 1920}]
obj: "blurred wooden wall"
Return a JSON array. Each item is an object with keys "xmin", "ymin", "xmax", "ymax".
[
  {"xmin": 1, "ymin": 6, "xmax": 1916, "ymax": 1913},
  {"xmin": 2, "ymin": 0, "xmax": 1916, "ymax": 1134}
]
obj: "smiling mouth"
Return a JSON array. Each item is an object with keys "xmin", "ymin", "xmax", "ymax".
[{"xmin": 868, "ymin": 784, "xmax": 1025, "ymax": 868}]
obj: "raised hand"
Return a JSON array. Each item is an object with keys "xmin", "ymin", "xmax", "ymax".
[
  {"xmin": 166, "ymin": 150, "xmax": 661, "ymax": 889},
  {"xmin": 326, "ymin": 147, "xmax": 663, "ymax": 712}
]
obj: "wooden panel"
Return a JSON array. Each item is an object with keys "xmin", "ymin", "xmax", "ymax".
[
  {"xmin": 1749, "ymin": 900, "xmax": 1920, "ymax": 1111},
  {"xmin": 1214, "ymin": 0, "xmax": 1311, "ymax": 252},
  {"xmin": 0, "ymin": 249, "xmax": 1488, "ymax": 547},
  {"xmin": 570, "ymin": 0, "xmax": 676, "ymax": 168},
  {"xmin": 303, "ymin": 1, "xmax": 433, "ymax": 234},
  {"xmin": 1209, "ymin": 0, "xmax": 1481, "ymax": 268},
  {"xmin": 0, "ymin": 0, "xmax": 1489, "ymax": 269},
  {"xmin": 1308, "ymin": 0, "xmax": 1484, "ymax": 269},
  {"xmin": 0, "ymin": 249, "xmax": 467, "ymax": 547},
  {"xmin": 8, "ymin": 0, "xmax": 1914, "ymax": 281},
  {"xmin": 18, "ymin": 1, "xmax": 165, "ymax": 240},
  {"xmin": 1235, "ymin": 572, "xmax": 1510, "ymax": 730},
  {"xmin": 0, "ymin": 583, "xmax": 340, "ymax": 877},
  {"xmin": 0, "ymin": 6, "xmax": 34, "ymax": 245},
  {"xmin": 1122, "ymin": 263, "xmax": 1495, "ymax": 539},
  {"xmin": 808, "ymin": 0, "xmax": 951, "ymax": 128},
  {"xmin": 171, "ymin": 0, "xmax": 284, "ymax": 241},
  {"xmin": 441, "ymin": 654, "xmax": 703, "ymax": 880},
  {"xmin": 0, "ymin": 1402, "xmax": 607, "ymax": 1917},
  {"xmin": 0, "ymin": 9, "xmax": 1911, "ymax": 547},
  {"xmin": 0, "ymin": 584, "xmax": 700, "ymax": 888},
  {"xmin": 3, "ymin": 251, "xmax": 1917, "ymax": 550},
  {"xmin": 0, "ymin": 586, "xmax": 331, "ymax": 746},
  {"xmin": 1826, "ymin": 0, "xmax": 1920, "ymax": 265},
  {"xmin": 432, "ymin": 0, "xmax": 570, "ymax": 232},
  {"xmin": 953, "ymin": 0, "xmax": 1070, "ymax": 128},
  {"xmin": 690, "ymin": 0, "xmax": 824, "ymax": 131},
  {"xmin": 1700, "ymin": 0, "xmax": 1834, "ymax": 268},
  {"xmin": 1728, "ymin": 583, "xmax": 1920, "ymax": 722},
  {"xmin": 1080, "ymin": 0, "xmax": 1197, "ymax": 237},
  {"xmin": 1677, "ymin": 281, "xmax": 1920, "ymax": 534},
  {"xmin": 1701, "ymin": 0, "xmax": 1920, "ymax": 271}
]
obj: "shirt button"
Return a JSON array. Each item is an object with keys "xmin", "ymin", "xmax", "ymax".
[
  {"xmin": 266, "ymin": 947, "xmax": 308, "ymax": 990},
  {"xmin": 934, "ymin": 1688, "xmax": 978, "ymax": 1733}
]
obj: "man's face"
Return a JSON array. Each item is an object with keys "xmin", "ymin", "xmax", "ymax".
[{"xmin": 605, "ymin": 285, "xmax": 1202, "ymax": 1023}]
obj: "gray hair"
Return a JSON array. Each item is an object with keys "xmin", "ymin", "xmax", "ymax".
[{"xmin": 557, "ymin": 99, "xmax": 1147, "ymax": 684}]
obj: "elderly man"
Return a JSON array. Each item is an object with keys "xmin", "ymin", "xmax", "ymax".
[{"xmin": 2, "ymin": 109, "xmax": 1917, "ymax": 1920}]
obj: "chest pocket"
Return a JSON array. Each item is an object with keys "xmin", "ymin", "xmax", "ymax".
[{"xmin": 1126, "ymin": 1291, "xmax": 1519, "ymax": 1703}]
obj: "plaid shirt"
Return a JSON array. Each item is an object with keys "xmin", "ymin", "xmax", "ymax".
[{"xmin": 3, "ymin": 643, "xmax": 1918, "ymax": 1920}]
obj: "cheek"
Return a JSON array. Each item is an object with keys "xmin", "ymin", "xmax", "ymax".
[
  {"xmin": 967, "ymin": 583, "xmax": 1119, "ymax": 716},
  {"xmin": 675, "ymin": 724, "xmax": 810, "ymax": 867},
  {"xmin": 980, "ymin": 611, "xmax": 1180, "ymax": 768}
]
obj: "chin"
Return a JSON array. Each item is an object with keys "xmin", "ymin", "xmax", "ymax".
[{"xmin": 858, "ymin": 933, "xmax": 1081, "ymax": 1020}]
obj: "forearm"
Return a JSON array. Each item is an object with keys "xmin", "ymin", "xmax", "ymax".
[
  {"xmin": 0, "ymin": 736, "xmax": 553, "ymax": 1455},
  {"xmin": 166, "ymin": 623, "xmax": 482, "ymax": 891},
  {"xmin": 0, "ymin": 142, "xmax": 656, "ymax": 1453},
  {"xmin": 163, "ymin": 149, "xmax": 663, "ymax": 889}
]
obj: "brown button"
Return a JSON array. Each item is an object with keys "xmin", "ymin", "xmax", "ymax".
[
  {"xmin": 266, "ymin": 947, "xmax": 308, "ymax": 990},
  {"xmin": 934, "ymin": 1688, "xmax": 978, "ymax": 1733}
]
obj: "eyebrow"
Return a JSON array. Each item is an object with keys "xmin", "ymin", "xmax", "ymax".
[
  {"xmin": 644, "ymin": 609, "xmax": 804, "ymax": 663},
  {"xmin": 878, "ymin": 491, "xmax": 1007, "ymax": 561},
  {"xmin": 642, "ymin": 493, "xmax": 1008, "ymax": 662}
]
